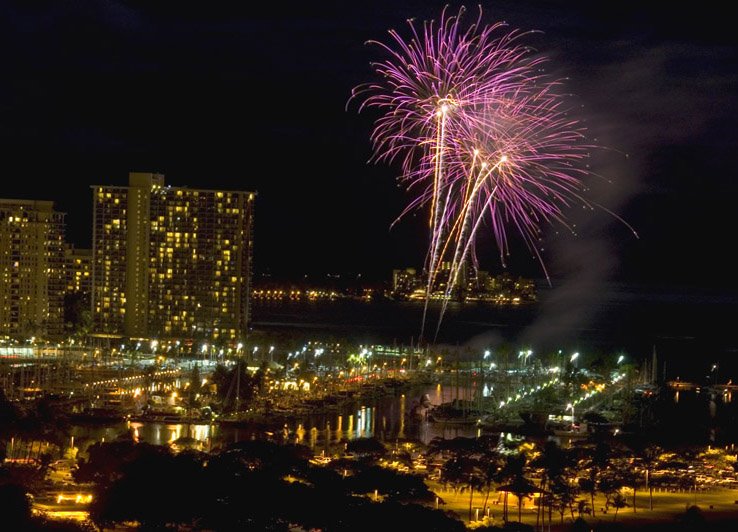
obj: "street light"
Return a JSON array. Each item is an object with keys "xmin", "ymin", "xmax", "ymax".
[
  {"xmin": 483, "ymin": 350, "xmax": 491, "ymax": 359},
  {"xmin": 567, "ymin": 403, "xmax": 575, "ymax": 427},
  {"xmin": 617, "ymin": 355, "xmax": 625, "ymax": 365}
]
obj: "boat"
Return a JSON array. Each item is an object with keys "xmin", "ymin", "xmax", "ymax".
[
  {"xmin": 406, "ymin": 394, "xmax": 433, "ymax": 421},
  {"xmin": 552, "ymin": 422, "xmax": 589, "ymax": 438},
  {"xmin": 68, "ymin": 406, "xmax": 128, "ymax": 424},
  {"xmin": 69, "ymin": 387, "xmax": 135, "ymax": 423},
  {"xmin": 427, "ymin": 399, "xmax": 483, "ymax": 425},
  {"xmin": 477, "ymin": 412, "xmax": 525, "ymax": 431},
  {"xmin": 634, "ymin": 383, "xmax": 660, "ymax": 397}
]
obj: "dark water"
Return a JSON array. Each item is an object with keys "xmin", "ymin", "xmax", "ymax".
[
  {"xmin": 252, "ymin": 282, "xmax": 738, "ymax": 382},
  {"xmin": 68, "ymin": 383, "xmax": 478, "ymax": 452},
  {"xmin": 644, "ymin": 386, "xmax": 738, "ymax": 446},
  {"xmin": 69, "ymin": 381, "xmax": 738, "ymax": 450}
]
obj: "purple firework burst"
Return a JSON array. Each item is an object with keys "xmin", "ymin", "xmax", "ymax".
[{"xmin": 352, "ymin": 6, "xmax": 608, "ymax": 338}]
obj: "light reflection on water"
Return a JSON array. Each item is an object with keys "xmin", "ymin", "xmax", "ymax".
[
  {"xmin": 68, "ymin": 383, "xmax": 738, "ymax": 453},
  {"xmin": 69, "ymin": 384, "xmax": 480, "ymax": 451}
]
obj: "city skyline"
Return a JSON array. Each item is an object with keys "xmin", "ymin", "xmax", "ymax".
[{"xmin": 1, "ymin": 1, "xmax": 736, "ymax": 291}]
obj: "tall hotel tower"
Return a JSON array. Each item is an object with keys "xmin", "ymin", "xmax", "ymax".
[
  {"xmin": 92, "ymin": 173, "xmax": 255, "ymax": 342},
  {"xmin": 0, "ymin": 199, "xmax": 65, "ymax": 337}
]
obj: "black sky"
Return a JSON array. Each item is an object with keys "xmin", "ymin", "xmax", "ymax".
[{"xmin": 1, "ymin": 0, "xmax": 736, "ymax": 290}]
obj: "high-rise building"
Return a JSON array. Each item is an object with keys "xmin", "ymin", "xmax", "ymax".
[
  {"xmin": 91, "ymin": 173, "xmax": 255, "ymax": 342},
  {"xmin": 392, "ymin": 268, "xmax": 419, "ymax": 295},
  {"xmin": 0, "ymin": 199, "xmax": 65, "ymax": 338},
  {"xmin": 64, "ymin": 246, "xmax": 92, "ymax": 295}
]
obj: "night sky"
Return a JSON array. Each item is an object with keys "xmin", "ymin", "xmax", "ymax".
[{"xmin": 1, "ymin": 0, "xmax": 736, "ymax": 291}]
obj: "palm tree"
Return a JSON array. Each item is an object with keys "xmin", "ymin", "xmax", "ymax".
[
  {"xmin": 532, "ymin": 440, "xmax": 573, "ymax": 529},
  {"xmin": 610, "ymin": 492, "xmax": 628, "ymax": 520},
  {"xmin": 480, "ymin": 450, "xmax": 503, "ymax": 517},
  {"xmin": 624, "ymin": 436, "xmax": 661, "ymax": 511},
  {"xmin": 550, "ymin": 478, "xmax": 578, "ymax": 525},
  {"xmin": 576, "ymin": 498, "xmax": 590, "ymax": 517},
  {"xmin": 641, "ymin": 445, "xmax": 661, "ymax": 511},
  {"xmin": 426, "ymin": 436, "xmax": 489, "ymax": 522},
  {"xmin": 616, "ymin": 463, "xmax": 640, "ymax": 513},
  {"xmin": 499, "ymin": 476, "xmax": 541, "ymax": 523},
  {"xmin": 598, "ymin": 471, "xmax": 624, "ymax": 514},
  {"xmin": 576, "ymin": 440, "xmax": 612, "ymax": 517},
  {"xmin": 441, "ymin": 453, "xmax": 483, "ymax": 522},
  {"xmin": 497, "ymin": 453, "xmax": 538, "ymax": 523}
]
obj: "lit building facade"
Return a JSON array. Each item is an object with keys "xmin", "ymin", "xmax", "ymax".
[
  {"xmin": 92, "ymin": 173, "xmax": 255, "ymax": 342},
  {"xmin": 64, "ymin": 246, "xmax": 92, "ymax": 295},
  {"xmin": 0, "ymin": 199, "xmax": 65, "ymax": 338},
  {"xmin": 392, "ymin": 268, "xmax": 419, "ymax": 295}
]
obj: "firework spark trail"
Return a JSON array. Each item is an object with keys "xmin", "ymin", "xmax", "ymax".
[
  {"xmin": 351, "ymin": 6, "xmax": 627, "ymax": 342},
  {"xmin": 443, "ymin": 155, "xmax": 505, "ymax": 293},
  {"xmin": 422, "ymin": 101, "xmax": 450, "ymax": 340}
]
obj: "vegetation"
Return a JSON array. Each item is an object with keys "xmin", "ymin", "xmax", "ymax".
[{"xmin": 78, "ymin": 439, "xmax": 462, "ymax": 530}]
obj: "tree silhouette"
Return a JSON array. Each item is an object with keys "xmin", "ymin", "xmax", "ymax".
[
  {"xmin": 480, "ymin": 449, "xmax": 503, "ymax": 516},
  {"xmin": 346, "ymin": 437, "xmax": 387, "ymax": 458},
  {"xmin": 615, "ymin": 459, "xmax": 641, "ymax": 513},
  {"xmin": 188, "ymin": 364, "xmax": 202, "ymax": 407},
  {"xmin": 599, "ymin": 470, "xmax": 624, "ymax": 514},
  {"xmin": 63, "ymin": 292, "xmax": 91, "ymax": 339},
  {"xmin": 531, "ymin": 440, "xmax": 573, "ymax": 528},
  {"xmin": 89, "ymin": 446, "xmax": 206, "ymax": 529},
  {"xmin": 347, "ymin": 465, "xmax": 435, "ymax": 503},
  {"xmin": 626, "ymin": 437, "xmax": 662, "ymax": 511},
  {"xmin": 74, "ymin": 440, "xmax": 141, "ymax": 487},
  {"xmin": 0, "ymin": 388, "xmax": 21, "ymax": 438},
  {"xmin": 0, "ymin": 483, "xmax": 31, "ymax": 529},
  {"xmin": 610, "ymin": 491, "xmax": 628, "ymax": 520},
  {"xmin": 497, "ymin": 453, "xmax": 537, "ymax": 523},
  {"xmin": 679, "ymin": 504, "xmax": 706, "ymax": 530},
  {"xmin": 576, "ymin": 440, "xmax": 612, "ymax": 517},
  {"xmin": 550, "ymin": 477, "xmax": 578, "ymax": 524}
]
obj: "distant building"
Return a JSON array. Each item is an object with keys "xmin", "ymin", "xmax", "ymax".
[
  {"xmin": 91, "ymin": 172, "xmax": 255, "ymax": 342},
  {"xmin": 390, "ymin": 266, "xmax": 536, "ymax": 304},
  {"xmin": 392, "ymin": 268, "xmax": 420, "ymax": 296},
  {"xmin": 0, "ymin": 199, "xmax": 65, "ymax": 338},
  {"xmin": 64, "ymin": 246, "xmax": 92, "ymax": 295}
]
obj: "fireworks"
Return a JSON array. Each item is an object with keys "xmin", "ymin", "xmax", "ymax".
[{"xmin": 352, "ymin": 7, "xmax": 607, "ymax": 339}]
